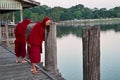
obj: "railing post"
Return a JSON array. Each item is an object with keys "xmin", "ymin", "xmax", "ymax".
[
  {"xmin": 12, "ymin": 12, "xmax": 15, "ymax": 24},
  {"xmin": 5, "ymin": 13, "xmax": 10, "ymax": 46},
  {"xmin": 82, "ymin": 26, "xmax": 100, "ymax": 80},
  {"xmin": 0, "ymin": 25, "xmax": 1, "ymax": 44},
  {"xmin": 45, "ymin": 22, "xmax": 58, "ymax": 73},
  {"xmin": 0, "ymin": 14, "xmax": 2, "ymax": 44},
  {"xmin": 20, "ymin": 8, "xmax": 23, "ymax": 22}
]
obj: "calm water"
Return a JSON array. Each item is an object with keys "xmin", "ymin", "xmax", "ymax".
[{"xmin": 56, "ymin": 24, "xmax": 120, "ymax": 80}]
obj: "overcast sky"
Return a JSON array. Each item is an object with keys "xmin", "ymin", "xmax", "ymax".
[{"xmin": 35, "ymin": 0, "xmax": 120, "ymax": 9}]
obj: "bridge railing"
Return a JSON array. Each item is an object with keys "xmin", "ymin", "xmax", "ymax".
[{"xmin": 0, "ymin": 25, "xmax": 15, "ymax": 44}]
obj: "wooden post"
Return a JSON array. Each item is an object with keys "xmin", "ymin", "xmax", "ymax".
[
  {"xmin": 5, "ymin": 13, "xmax": 10, "ymax": 46},
  {"xmin": 12, "ymin": 12, "xmax": 15, "ymax": 24},
  {"xmin": 20, "ymin": 9, "xmax": 23, "ymax": 22},
  {"xmin": 0, "ymin": 25, "xmax": 1, "ymax": 44},
  {"xmin": 82, "ymin": 26, "xmax": 100, "ymax": 80},
  {"xmin": 0, "ymin": 14, "xmax": 2, "ymax": 44},
  {"xmin": 45, "ymin": 22, "xmax": 58, "ymax": 73}
]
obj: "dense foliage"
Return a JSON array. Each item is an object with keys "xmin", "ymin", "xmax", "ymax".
[{"xmin": 2, "ymin": 4, "xmax": 120, "ymax": 22}]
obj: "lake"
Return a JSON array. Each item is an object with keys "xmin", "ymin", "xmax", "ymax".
[{"xmin": 56, "ymin": 24, "xmax": 120, "ymax": 80}]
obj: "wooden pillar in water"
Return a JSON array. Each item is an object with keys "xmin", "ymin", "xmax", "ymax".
[
  {"xmin": 45, "ymin": 22, "xmax": 58, "ymax": 73},
  {"xmin": 5, "ymin": 13, "xmax": 10, "ymax": 46},
  {"xmin": 82, "ymin": 26, "xmax": 100, "ymax": 80}
]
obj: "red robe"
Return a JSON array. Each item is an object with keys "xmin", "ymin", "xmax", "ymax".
[
  {"xmin": 27, "ymin": 17, "xmax": 50, "ymax": 63},
  {"xmin": 14, "ymin": 19, "xmax": 31, "ymax": 58}
]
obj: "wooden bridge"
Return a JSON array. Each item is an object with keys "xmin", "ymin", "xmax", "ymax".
[
  {"xmin": 0, "ymin": 0, "xmax": 63, "ymax": 80},
  {"xmin": 0, "ymin": 23, "xmax": 63, "ymax": 80},
  {"xmin": 0, "ymin": 44, "xmax": 63, "ymax": 80}
]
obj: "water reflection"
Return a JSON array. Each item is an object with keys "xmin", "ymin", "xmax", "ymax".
[
  {"xmin": 57, "ymin": 34, "xmax": 83, "ymax": 80},
  {"xmin": 57, "ymin": 24, "xmax": 120, "ymax": 80},
  {"xmin": 57, "ymin": 26, "xmax": 82, "ymax": 38},
  {"xmin": 57, "ymin": 24, "xmax": 120, "ymax": 38},
  {"xmin": 101, "ymin": 30, "xmax": 120, "ymax": 80}
]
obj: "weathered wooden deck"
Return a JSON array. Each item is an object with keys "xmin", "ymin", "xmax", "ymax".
[{"xmin": 0, "ymin": 45, "xmax": 57, "ymax": 80}]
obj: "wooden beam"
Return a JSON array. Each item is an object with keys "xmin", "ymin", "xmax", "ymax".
[
  {"xmin": 5, "ymin": 13, "xmax": 10, "ymax": 46},
  {"xmin": 12, "ymin": 12, "xmax": 15, "ymax": 24},
  {"xmin": 82, "ymin": 26, "xmax": 100, "ymax": 80},
  {"xmin": 20, "ymin": 9, "xmax": 23, "ymax": 22},
  {"xmin": 0, "ymin": 14, "xmax": 2, "ymax": 44},
  {"xmin": 45, "ymin": 22, "xmax": 58, "ymax": 73}
]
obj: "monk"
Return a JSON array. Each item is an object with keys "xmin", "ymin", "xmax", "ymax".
[
  {"xmin": 27, "ymin": 17, "xmax": 51, "ymax": 74},
  {"xmin": 14, "ymin": 19, "xmax": 31, "ymax": 63}
]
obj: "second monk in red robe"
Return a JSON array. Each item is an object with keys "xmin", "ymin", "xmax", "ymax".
[{"xmin": 14, "ymin": 19, "xmax": 31, "ymax": 63}]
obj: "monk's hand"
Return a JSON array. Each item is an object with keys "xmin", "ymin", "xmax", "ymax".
[{"xmin": 28, "ymin": 44, "xmax": 31, "ymax": 48}]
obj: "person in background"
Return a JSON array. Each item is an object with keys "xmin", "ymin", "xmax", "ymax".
[
  {"xmin": 27, "ymin": 17, "xmax": 51, "ymax": 75},
  {"xmin": 14, "ymin": 19, "xmax": 31, "ymax": 63}
]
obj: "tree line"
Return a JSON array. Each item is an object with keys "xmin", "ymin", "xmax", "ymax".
[{"xmin": 3, "ymin": 4, "xmax": 120, "ymax": 22}]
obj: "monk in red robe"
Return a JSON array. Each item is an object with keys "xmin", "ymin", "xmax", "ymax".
[
  {"xmin": 14, "ymin": 19, "xmax": 31, "ymax": 63},
  {"xmin": 27, "ymin": 17, "xmax": 51, "ymax": 74}
]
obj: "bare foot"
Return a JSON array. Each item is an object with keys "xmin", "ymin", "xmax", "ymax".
[
  {"xmin": 31, "ymin": 68, "xmax": 39, "ymax": 72},
  {"xmin": 22, "ymin": 60, "xmax": 27, "ymax": 63},
  {"xmin": 31, "ymin": 68, "xmax": 34, "ymax": 72},
  {"xmin": 16, "ymin": 57, "xmax": 19, "ymax": 63},
  {"xmin": 16, "ymin": 60, "xmax": 19, "ymax": 63},
  {"xmin": 32, "ymin": 70, "xmax": 40, "ymax": 75}
]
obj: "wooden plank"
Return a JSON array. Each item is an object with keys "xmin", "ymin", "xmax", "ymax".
[
  {"xmin": 0, "ymin": 46, "xmax": 52, "ymax": 80},
  {"xmin": 82, "ymin": 26, "xmax": 100, "ymax": 80}
]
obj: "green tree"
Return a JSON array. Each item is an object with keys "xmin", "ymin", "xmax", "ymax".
[
  {"xmin": 9, "ymin": 4, "xmax": 120, "ymax": 22},
  {"xmin": 50, "ymin": 7, "xmax": 64, "ymax": 21},
  {"xmin": 30, "ymin": 13, "xmax": 39, "ymax": 22}
]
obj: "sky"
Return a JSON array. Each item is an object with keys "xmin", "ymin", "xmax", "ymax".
[{"xmin": 35, "ymin": 0, "xmax": 120, "ymax": 9}]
